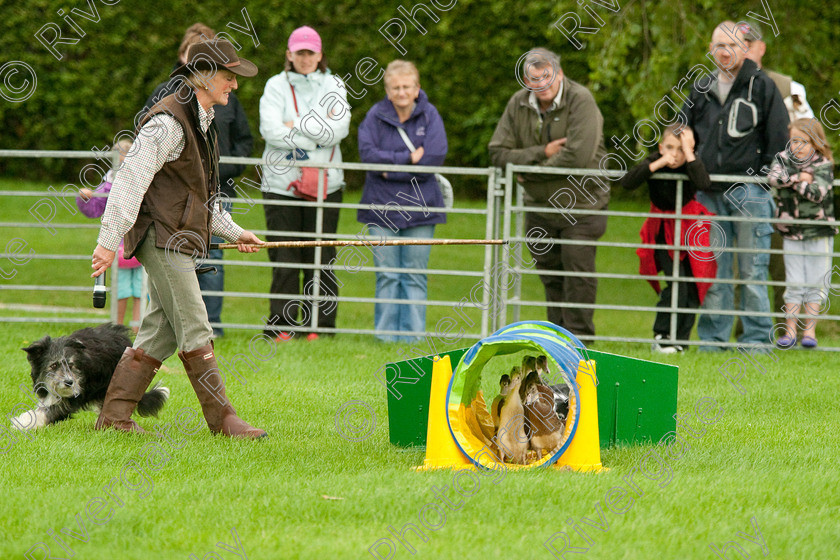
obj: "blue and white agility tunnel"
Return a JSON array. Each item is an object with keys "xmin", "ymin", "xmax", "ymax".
[{"xmin": 445, "ymin": 321, "xmax": 590, "ymax": 469}]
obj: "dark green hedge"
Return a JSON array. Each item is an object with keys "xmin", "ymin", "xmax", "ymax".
[{"xmin": 1, "ymin": 0, "xmax": 838, "ymax": 197}]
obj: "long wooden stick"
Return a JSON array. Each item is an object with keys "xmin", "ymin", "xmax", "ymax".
[{"xmin": 211, "ymin": 239, "xmax": 508, "ymax": 250}]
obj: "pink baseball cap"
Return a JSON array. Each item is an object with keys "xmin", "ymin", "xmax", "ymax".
[{"xmin": 288, "ymin": 26, "xmax": 322, "ymax": 53}]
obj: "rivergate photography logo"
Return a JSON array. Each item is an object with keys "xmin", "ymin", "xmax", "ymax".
[{"xmin": 0, "ymin": 61, "xmax": 38, "ymax": 102}]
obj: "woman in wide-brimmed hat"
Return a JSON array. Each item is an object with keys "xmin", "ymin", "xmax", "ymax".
[{"xmin": 90, "ymin": 40, "xmax": 267, "ymax": 439}]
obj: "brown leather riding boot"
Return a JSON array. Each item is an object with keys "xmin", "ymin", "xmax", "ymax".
[
  {"xmin": 179, "ymin": 344, "xmax": 267, "ymax": 439},
  {"xmin": 95, "ymin": 348, "xmax": 161, "ymax": 433}
]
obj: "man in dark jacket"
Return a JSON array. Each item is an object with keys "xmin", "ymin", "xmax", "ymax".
[
  {"xmin": 489, "ymin": 48, "xmax": 609, "ymax": 338},
  {"xmin": 680, "ymin": 21, "xmax": 789, "ymax": 350},
  {"xmin": 140, "ymin": 24, "xmax": 254, "ymax": 338}
]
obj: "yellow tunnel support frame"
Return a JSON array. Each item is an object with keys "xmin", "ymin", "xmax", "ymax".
[
  {"xmin": 554, "ymin": 361, "xmax": 604, "ymax": 472},
  {"xmin": 413, "ymin": 355, "xmax": 474, "ymax": 471},
  {"xmin": 415, "ymin": 355, "xmax": 604, "ymax": 472}
]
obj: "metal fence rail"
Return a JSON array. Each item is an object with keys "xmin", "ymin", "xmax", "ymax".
[
  {"xmin": 0, "ymin": 150, "xmax": 499, "ymax": 340},
  {"xmin": 2, "ymin": 149, "xmax": 838, "ymax": 351},
  {"xmin": 502, "ymin": 164, "xmax": 840, "ymax": 351}
]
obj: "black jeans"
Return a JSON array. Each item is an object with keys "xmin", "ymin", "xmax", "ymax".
[
  {"xmin": 525, "ymin": 210, "xmax": 608, "ymax": 337},
  {"xmin": 652, "ymin": 235, "xmax": 700, "ymax": 342},
  {"xmin": 263, "ymin": 190, "xmax": 342, "ymax": 335}
]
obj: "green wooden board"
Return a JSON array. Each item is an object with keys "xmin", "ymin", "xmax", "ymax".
[
  {"xmin": 385, "ymin": 347, "xmax": 678, "ymax": 449},
  {"xmin": 585, "ymin": 349, "xmax": 679, "ymax": 447},
  {"xmin": 384, "ymin": 348, "xmax": 468, "ymax": 448}
]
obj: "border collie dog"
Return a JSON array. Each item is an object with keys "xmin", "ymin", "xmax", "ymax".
[{"xmin": 14, "ymin": 323, "xmax": 168, "ymax": 431}]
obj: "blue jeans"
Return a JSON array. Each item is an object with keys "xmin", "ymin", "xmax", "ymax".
[
  {"xmin": 696, "ymin": 185, "xmax": 774, "ymax": 347},
  {"xmin": 198, "ymin": 241, "xmax": 224, "ymax": 333},
  {"xmin": 369, "ymin": 224, "xmax": 434, "ymax": 343},
  {"xmin": 198, "ymin": 200, "xmax": 231, "ymax": 335}
]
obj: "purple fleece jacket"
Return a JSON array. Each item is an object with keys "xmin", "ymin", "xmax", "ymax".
[
  {"xmin": 76, "ymin": 174, "xmax": 140, "ymax": 268},
  {"xmin": 76, "ymin": 178, "xmax": 111, "ymax": 218},
  {"xmin": 357, "ymin": 89, "xmax": 448, "ymax": 230}
]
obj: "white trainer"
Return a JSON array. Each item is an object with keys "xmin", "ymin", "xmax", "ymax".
[{"xmin": 651, "ymin": 334, "xmax": 684, "ymax": 354}]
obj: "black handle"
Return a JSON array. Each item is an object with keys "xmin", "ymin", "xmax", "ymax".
[{"xmin": 93, "ymin": 271, "xmax": 107, "ymax": 309}]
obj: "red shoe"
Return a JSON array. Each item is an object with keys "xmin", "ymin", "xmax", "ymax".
[
  {"xmin": 275, "ymin": 332, "xmax": 293, "ymax": 342},
  {"xmin": 306, "ymin": 333, "xmax": 319, "ymax": 341}
]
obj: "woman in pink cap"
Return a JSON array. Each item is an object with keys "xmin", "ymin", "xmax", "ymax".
[{"xmin": 259, "ymin": 26, "xmax": 351, "ymax": 341}]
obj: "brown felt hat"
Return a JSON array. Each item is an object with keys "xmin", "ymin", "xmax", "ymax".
[{"xmin": 170, "ymin": 39, "xmax": 258, "ymax": 78}]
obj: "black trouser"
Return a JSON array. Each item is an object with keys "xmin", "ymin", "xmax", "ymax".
[
  {"xmin": 263, "ymin": 190, "xmax": 342, "ymax": 335},
  {"xmin": 652, "ymin": 231, "xmax": 700, "ymax": 342},
  {"xmin": 525, "ymin": 211, "xmax": 608, "ymax": 338},
  {"xmin": 768, "ymin": 230, "xmax": 786, "ymax": 314}
]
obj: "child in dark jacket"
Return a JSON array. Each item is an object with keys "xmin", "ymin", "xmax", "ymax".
[
  {"xmin": 768, "ymin": 118, "xmax": 837, "ymax": 349},
  {"xmin": 76, "ymin": 140, "xmax": 143, "ymax": 332},
  {"xmin": 620, "ymin": 124, "xmax": 716, "ymax": 353}
]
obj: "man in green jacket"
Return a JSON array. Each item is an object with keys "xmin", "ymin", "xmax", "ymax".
[{"xmin": 489, "ymin": 48, "xmax": 609, "ymax": 338}]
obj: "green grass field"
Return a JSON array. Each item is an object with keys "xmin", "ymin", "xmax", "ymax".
[{"xmin": 1, "ymin": 179, "xmax": 839, "ymax": 559}]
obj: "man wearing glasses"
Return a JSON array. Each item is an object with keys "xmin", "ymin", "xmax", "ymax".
[
  {"xmin": 679, "ymin": 21, "xmax": 789, "ymax": 351},
  {"xmin": 489, "ymin": 48, "xmax": 609, "ymax": 340}
]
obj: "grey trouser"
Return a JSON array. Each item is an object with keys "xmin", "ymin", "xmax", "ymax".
[
  {"xmin": 783, "ymin": 236, "xmax": 834, "ymax": 304},
  {"xmin": 133, "ymin": 225, "xmax": 213, "ymax": 360}
]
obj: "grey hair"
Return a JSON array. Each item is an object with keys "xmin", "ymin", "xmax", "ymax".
[
  {"xmin": 525, "ymin": 48, "xmax": 561, "ymax": 70},
  {"xmin": 384, "ymin": 59, "xmax": 420, "ymax": 89}
]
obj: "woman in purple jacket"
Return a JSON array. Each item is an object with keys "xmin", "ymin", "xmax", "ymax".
[{"xmin": 357, "ymin": 60, "xmax": 448, "ymax": 342}]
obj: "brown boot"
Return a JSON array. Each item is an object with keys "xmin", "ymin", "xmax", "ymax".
[
  {"xmin": 179, "ymin": 344, "xmax": 267, "ymax": 439},
  {"xmin": 96, "ymin": 348, "xmax": 161, "ymax": 433}
]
